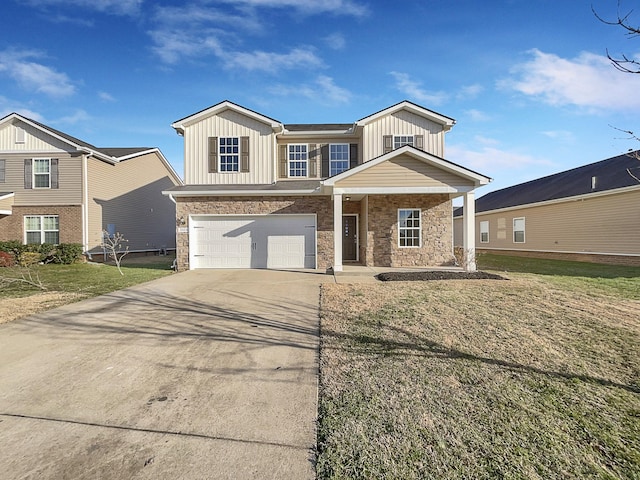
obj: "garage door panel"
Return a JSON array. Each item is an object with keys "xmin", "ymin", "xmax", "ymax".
[{"xmin": 190, "ymin": 215, "xmax": 316, "ymax": 269}]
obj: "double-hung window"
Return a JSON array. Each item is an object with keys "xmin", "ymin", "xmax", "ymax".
[
  {"xmin": 33, "ymin": 158, "xmax": 51, "ymax": 188},
  {"xmin": 329, "ymin": 144, "xmax": 349, "ymax": 176},
  {"xmin": 513, "ymin": 217, "xmax": 525, "ymax": 243},
  {"xmin": 219, "ymin": 137, "xmax": 239, "ymax": 172},
  {"xmin": 288, "ymin": 144, "xmax": 308, "ymax": 177},
  {"xmin": 394, "ymin": 135, "xmax": 414, "ymax": 149},
  {"xmin": 25, "ymin": 215, "xmax": 59, "ymax": 244},
  {"xmin": 398, "ymin": 209, "xmax": 421, "ymax": 247},
  {"xmin": 480, "ymin": 221, "xmax": 489, "ymax": 243}
]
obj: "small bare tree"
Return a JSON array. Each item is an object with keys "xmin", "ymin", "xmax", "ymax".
[
  {"xmin": 593, "ymin": 1, "xmax": 640, "ymax": 73},
  {"xmin": 101, "ymin": 230, "xmax": 129, "ymax": 275}
]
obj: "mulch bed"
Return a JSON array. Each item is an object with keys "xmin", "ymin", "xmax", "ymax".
[{"xmin": 375, "ymin": 271, "xmax": 508, "ymax": 282}]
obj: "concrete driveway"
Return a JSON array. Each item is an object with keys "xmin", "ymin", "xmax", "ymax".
[{"xmin": 0, "ymin": 269, "xmax": 331, "ymax": 479}]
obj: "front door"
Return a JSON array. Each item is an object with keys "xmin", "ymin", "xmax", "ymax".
[{"xmin": 342, "ymin": 215, "xmax": 357, "ymax": 261}]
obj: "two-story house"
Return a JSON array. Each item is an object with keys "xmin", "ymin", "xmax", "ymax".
[
  {"xmin": 163, "ymin": 100, "xmax": 490, "ymax": 272},
  {"xmin": 0, "ymin": 113, "xmax": 183, "ymax": 258}
]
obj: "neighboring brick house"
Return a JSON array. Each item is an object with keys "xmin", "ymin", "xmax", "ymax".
[
  {"xmin": 453, "ymin": 151, "xmax": 640, "ymax": 266},
  {"xmin": 0, "ymin": 113, "xmax": 183, "ymax": 258},
  {"xmin": 163, "ymin": 100, "xmax": 490, "ymax": 272}
]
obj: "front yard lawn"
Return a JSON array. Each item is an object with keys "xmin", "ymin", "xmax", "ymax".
[
  {"xmin": 318, "ymin": 257, "xmax": 640, "ymax": 479},
  {"xmin": 0, "ymin": 256, "xmax": 175, "ymax": 324}
]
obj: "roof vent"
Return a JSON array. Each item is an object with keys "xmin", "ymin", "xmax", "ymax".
[{"xmin": 591, "ymin": 176, "xmax": 597, "ymax": 190}]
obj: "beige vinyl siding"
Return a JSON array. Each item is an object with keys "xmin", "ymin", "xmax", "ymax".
[
  {"xmin": 0, "ymin": 195, "xmax": 14, "ymax": 211},
  {"xmin": 362, "ymin": 110, "xmax": 445, "ymax": 160},
  {"xmin": 87, "ymin": 152, "xmax": 180, "ymax": 253},
  {"xmin": 0, "ymin": 121, "xmax": 73, "ymax": 153},
  {"xmin": 183, "ymin": 109, "xmax": 275, "ymax": 184},
  {"xmin": 335, "ymin": 155, "xmax": 475, "ymax": 188},
  {"xmin": 0, "ymin": 153, "xmax": 82, "ymax": 205},
  {"xmin": 474, "ymin": 188, "xmax": 640, "ymax": 255}
]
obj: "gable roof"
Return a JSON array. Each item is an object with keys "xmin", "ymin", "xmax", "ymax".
[
  {"xmin": 171, "ymin": 100, "xmax": 284, "ymax": 134},
  {"xmin": 324, "ymin": 145, "xmax": 491, "ymax": 187},
  {"xmin": 355, "ymin": 100, "xmax": 456, "ymax": 131},
  {"xmin": 462, "ymin": 151, "xmax": 640, "ymax": 215}
]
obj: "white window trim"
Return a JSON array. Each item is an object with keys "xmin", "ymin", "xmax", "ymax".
[
  {"xmin": 24, "ymin": 215, "xmax": 59, "ymax": 244},
  {"xmin": 393, "ymin": 135, "xmax": 414, "ymax": 149},
  {"xmin": 398, "ymin": 208, "xmax": 422, "ymax": 248},
  {"xmin": 329, "ymin": 143, "xmax": 350, "ymax": 176},
  {"xmin": 480, "ymin": 220, "xmax": 489, "ymax": 243},
  {"xmin": 219, "ymin": 137, "xmax": 240, "ymax": 172},
  {"xmin": 513, "ymin": 217, "xmax": 526, "ymax": 243},
  {"xmin": 33, "ymin": 158, "xmax": 51, "ymax": 189},
  {"xmin": 288, "ymin": 143, "xmax": 308, "ymax": 178}
]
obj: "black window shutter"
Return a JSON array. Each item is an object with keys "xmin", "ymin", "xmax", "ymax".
[
  {"xmin": 308, "ymin": 143, "xmax": 317, "ymax": 178},
  {"xmin": 383, "ymin": 135, "xmax": 393, "ymax": 154},
  {"xmin": 321, "ymin": 144, "xmax": 329, "ymax": 177},
  {"xmin": 0, "ymin": 159, "xmax": 5, "ymax": 183},
  {"xmin": 240, "ymin": 136, "xmax": 250, "ymax": 172},
  {"xmin": 208, "ymin": 137, "xmax": 218, "ymax": 173},
  {"xmin": 349, "ymin": 144, "xmax": 358, "ymax": 169},
  {"xmin": 51, "ymin": 158, "xmax": 59, "ymax": 189},
  {"xmin": 279, "ymin": 145, "xmax": 288, "ymax": 178},
  {"xmin": 24, "ymin": 159, "xmax": 32, "ymax": 189},
  {"xmin": 415, "ymin": 135, "xmax": 424, "ymax": 150}
]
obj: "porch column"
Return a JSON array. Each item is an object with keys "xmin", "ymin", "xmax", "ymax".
[
  {"xmin": 333, "ymin": 193, "xmax": 343, "ymax": 272},
  {"xmin": 463, "ymin": 191, "xmax": 476, "ymax": 272}
]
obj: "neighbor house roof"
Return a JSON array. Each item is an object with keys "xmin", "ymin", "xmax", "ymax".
[{"xmin": 455, "ymin": 151, "xmax": 640, "ymax": 216}]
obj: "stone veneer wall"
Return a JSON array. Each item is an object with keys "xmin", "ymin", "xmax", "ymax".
[
  {"xmin": 175, "ymin": 196, "xmax": 333, "ymax": 271},
  {"xmin": 0, "ymin": 205, "xmax": 83, "ymax": 244},
  {"xmin": 367, "ymin": 194, "xmax": 455, "ymax": 267}
]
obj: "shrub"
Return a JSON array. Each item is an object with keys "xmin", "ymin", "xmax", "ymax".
[
  {"xmin": 0, "ymin": 240, "xmax": 26, "ymax": 257},
  {"xmin": 52, "ymin": 243, "xmax": 84, "ymax": 264},
  {"xmin": 0, "ymin": 251, "xmax": 15, "ymax": 267},
  {"xmin": 0, "ymin": 241, "xmax": 84, "ymax": 265},
  {"xmin": 19, "ymin": 252, "xmax": 43, "ymax": 267}
]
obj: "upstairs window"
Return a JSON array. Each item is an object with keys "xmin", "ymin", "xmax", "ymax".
[
  {"xmin": 394, "ymin": 135, "xmax": 414, "ymax": 149},
  {"xmin": 480, "ymin": 221, "xmax": 489, "ymax": 243},
  {"xmin": 219, "ymin": 137, "xmax": 239, "ymax": 172},
  {"xmin": 33, "ymin": 158, "xmax": 51, "ymax": 188},
  {"xmin": 398, "ymin": 209, "xmax": 421, "ymax": 247},
  {"xmin": 513, "ymin": 217, "xmax": 525, "ymax": 243},
  {"xmin": 25, "ymin": 215, "xmax": 59, "ymax": 244},
  {"xmin": 329, "ymin": 144, "xmax": 349, "ymax": 176},
  {"xmin": 288, "ymin": 144, "xmax": 308, "ymax": 177}
]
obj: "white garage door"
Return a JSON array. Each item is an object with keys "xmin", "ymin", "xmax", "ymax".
[{"xmin": 190, "ymin": 215, "xmax": 316, "ymax": 269}]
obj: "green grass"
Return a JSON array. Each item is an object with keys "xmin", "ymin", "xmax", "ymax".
[
  {"xmin": 478, "ymin": 253, "xmax": 640, "ymax": 299},
  {"xmin": 318, "ymin": 261, "xmax": 640, "ymax": 479},
  {"xmin": 0, "ymin": 255, "xmax": 175, "ymax": 300}
]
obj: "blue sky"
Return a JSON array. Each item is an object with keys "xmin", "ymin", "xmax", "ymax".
[{"xmin": 1, "ymin": 0, "xmax": 639, "ymax": 196}]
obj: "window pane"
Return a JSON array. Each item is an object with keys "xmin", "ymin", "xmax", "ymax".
[
  {"xmin": 33, "ymin": 159, "xmax": 50, "ymax": 173},
  {"xmin": 34, "ymin": 174, "xmax": 50, "ymax": 188},
  {"xmin": 514, "ymin": 231, "xmax": 525, "ymax": 243},
  {"xmin": 25, "ymin": 216, "xmax": 41, "ymax": 230},
  {"xmin": 44, "ymin": 231, "xmax": 59, "ymax": 244},
  {"xmin": 26, "ymin": 232, "xmax": 41, "ymax": 244},
  {"xmin": 43, "ymin": 216, "xmax": 59, "ymax": 230}
]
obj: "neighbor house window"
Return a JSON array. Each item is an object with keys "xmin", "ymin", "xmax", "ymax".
[
  {"xmin": 394, "ymin": 135, "xmax": 414, "ymax": 149},
  {"xmin": 398, "ymin": 209, "xmax": 421, "ymax": 247},
  {"xmin": 330, "ymin": 144, "xmax": 349, "ymax": 176},
  {"xmin": 219, "ymin": 137, "xmax": 239, "ymax": 172},
  {"xmin": 288, "ymin": 144, "xmax": 308, "ymax": 177},
  {"xmin": 25, "ymin": 215, "xmax": 59, "ymax": 244},
  {"xmin": 513, "ymin": 217, "xmax": 525, "ymax": 243},
  {"xmin": 480, "ymin": 221, "xmax": 489, "ymax": 243},
  {"xmin": 33, "ymin": 158, "xmax": 51, "ymax": 188}
]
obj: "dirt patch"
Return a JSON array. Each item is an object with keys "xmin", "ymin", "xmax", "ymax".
[
  {"xmin": 0, "ymin": 292, "xmax": 85, "ymax": 324},
  {"xmin": 376, "ymin": 270, "xmax": 508, "ymax": 281}
]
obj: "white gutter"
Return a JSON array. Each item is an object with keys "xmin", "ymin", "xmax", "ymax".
[{"xmin": 163, "ymin": 189, "xmax": 321, "ymax": 197}]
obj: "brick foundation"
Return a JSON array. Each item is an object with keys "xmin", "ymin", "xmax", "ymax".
[{"xmin": 0, "ymin": 205, "xmax": 83, "ymax": 244}]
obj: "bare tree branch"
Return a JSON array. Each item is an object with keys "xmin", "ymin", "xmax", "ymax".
[{"xmin": 593, "ymin": 1, "xmax": 640, "ymax": 73}]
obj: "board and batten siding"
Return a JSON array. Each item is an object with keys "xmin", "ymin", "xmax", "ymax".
[
  {"xmin": 0, "ymin": 153, "xmax": 82, "ymax": 205},
  {"xmin": 87, "ymin": 152, "xmax": 180, "ymax": 253},
  {"xmin": 362, "ymin": 110, "xmax": 446, "ymax": 161},
  {"xmin": 183, "ymin": 109, "xmax": 275, "ymax": 185},
  {"xmin": 0, "ymin": 121, "xmax": 74, "ymax": 153},
  {"xmin": 458, "ymin": 188, "xmax": 640, "ymax": 255},
  {"xmin": 335, "ymin": 156, "xmax": 474, "ymax": 189}
]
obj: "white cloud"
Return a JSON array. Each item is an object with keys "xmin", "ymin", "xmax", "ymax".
[
  {"xmin": 98, "ymin": 91, "xmax": 116, "ymax": 102},
  {"xmin": 226, "ymin": 47, "xmax": 322, "ymax": 72},
  {"xmin": 56, "ymin": 109, "xmax": 90, "ymax": 124},
  {"xmin": 389, "ymin": 72, "xmax": 448, "ymax": 105},
  {"xmin": 540, "ymin": 130, "xmax": 575, "ymax": 143},
  {"xmin": 216, "ymin": 0, "xmax": 368, "ymax": 16},
  {"xmin": 464, "ymin": 109, "xmax": 491, "ymax": 122},
  {"xmin": 24, "ymin": 0, "xmax": 142, "ymax": 15},
  {"xmin": 0, "ymin": 96, "xmax": 44, "ymax": 121},
  {"xmin": 457, "ymin": 84, "xmax": 483, "ymax": 99},
  {"xmin": 0, "ymin": 49, "xmax": 76, "ymax": 98},
  {"xmin": 269, "ymin": 75, "xmax": 351, "ymax": 105},
  {"xmin": 500, "ymin": 48, "xmax": 640, "ymax": 111},
  {"xmin": 325, "ymin": 32, "xmax": 346, "ymax": 50},
  {"xmin": 447, "ymin": 143, "xmax": 554, "ymax": 172},
  {"xmin": 149, "ymin": 29, "xmax": 224, "ymax": 64}
]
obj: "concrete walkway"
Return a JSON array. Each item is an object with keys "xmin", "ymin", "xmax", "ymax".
[{"xmin": 0, "ymin": 269, "xmax": 332, "ymax": 479}]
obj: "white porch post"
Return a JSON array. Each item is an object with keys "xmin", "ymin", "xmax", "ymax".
[
  {"xmin": 463, "ymin": 191, "xmax": 476, "ymax": 272},
  {"xmin": 333, "ymin": 193, "xmax": 343, "ymax": 272}
]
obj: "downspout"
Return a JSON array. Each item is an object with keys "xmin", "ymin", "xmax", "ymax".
[{"xmin": 82, "ymin": 153, "xmax": 90, "ymax": 258}]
